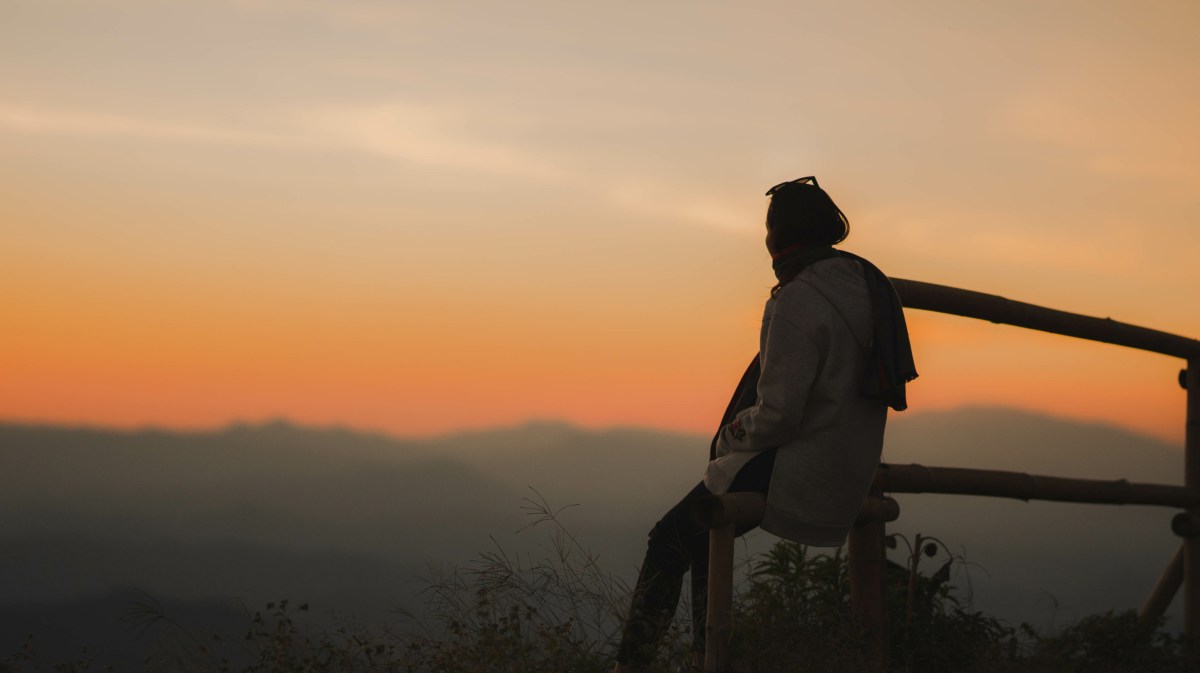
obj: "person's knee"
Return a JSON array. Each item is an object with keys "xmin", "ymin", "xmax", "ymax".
[{"xmin": 647, "ymin": 521, "xmax": 703, "ymax": 567}]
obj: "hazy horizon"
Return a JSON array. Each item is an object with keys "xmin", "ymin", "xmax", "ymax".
[{"xmin": 0, "ymin": 401, "xmax": 1190, "ymax": 450}]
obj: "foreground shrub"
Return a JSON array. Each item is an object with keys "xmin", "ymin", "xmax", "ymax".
[
  {"xmin": 1018, "ymin": 609, "xmax": 1199, "ymax": 673},
  {"xmin": 732, "ymin": 537, "xmax": 1012, "ymax": 673},
  {"xmin": 397, "ymin": 491, "xmax": 640, "ymax": 672},
  {"xmin": 731, "ymin": 542, "xmax": 865, "ymax": 671}
]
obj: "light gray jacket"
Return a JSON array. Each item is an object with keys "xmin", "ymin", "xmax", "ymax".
[{"xmin": 703, "ymin": 256, "xmax": 887, "ymax": 547}]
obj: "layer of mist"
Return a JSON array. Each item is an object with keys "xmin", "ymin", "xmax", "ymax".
[{"xmin": 0, "ymin": 407, "xmax": 1186, "ymax": 663}]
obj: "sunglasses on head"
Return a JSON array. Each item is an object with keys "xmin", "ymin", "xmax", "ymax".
[{"xmin": 765, "ymin": 176, "xmax": 820, "ymax": 196}]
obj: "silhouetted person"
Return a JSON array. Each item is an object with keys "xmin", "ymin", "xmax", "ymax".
[{"xmin": 614, "ymin": 177, "xmax": 917, "ymax": 672}]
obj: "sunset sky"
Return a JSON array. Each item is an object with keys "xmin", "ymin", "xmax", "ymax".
[{"xmin": 3, "ymin": 0, "xmax": 1198, "ymax": 445}]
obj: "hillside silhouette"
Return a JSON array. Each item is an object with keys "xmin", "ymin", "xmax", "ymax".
[{"xmin": 0, "ymin": 407, "xmax": 1186, "ymax": 662}]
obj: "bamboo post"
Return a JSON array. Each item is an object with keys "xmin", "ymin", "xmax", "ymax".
[
  {"xmin": 695, "ymin": 493, "xmax": 896, "ymax": 672},
  {"xmin": 874, "ymin": 464, "xmax": 1200, "ymax": 508},
  {"xmin": 706, "ymin": 522, "xmax": 735, "ymax": 673},
  {"xmin": 1140, "ymin": 544, "xmax": 1184, "ymax": 625},
  {"xmin": 848, "ymin": 489, "xmax": 897, "ymax": 673},
  {"xmin": 1185, "ymin": 361, "xmax": 1200, "ymax": 636},
  {"xmin": 695, "ymin": 493, "xmax": 766, "ymax": 673}
]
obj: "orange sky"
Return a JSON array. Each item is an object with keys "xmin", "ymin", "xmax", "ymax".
[{"xmin": 2, "ymin": 0, "xmax": 1198, "ymax": 445}]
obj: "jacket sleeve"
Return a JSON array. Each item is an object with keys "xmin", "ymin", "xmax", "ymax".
[{"xmin": 714, "ymin": 295, "xmax": 823, "ymax": 457}]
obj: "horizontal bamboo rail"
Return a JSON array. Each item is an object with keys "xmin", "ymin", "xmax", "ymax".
[
  {"xmin": 875, "ymin": 463, "xmax": 1200, "ymax": 509},
  {"xmin": 891, "ymin": 278, "xmax": 1200, "ymax": 359}
]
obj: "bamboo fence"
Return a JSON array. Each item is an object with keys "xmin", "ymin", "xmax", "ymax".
[{"xmin": 698, "ymin": 278, "xmax": 1200, "ymax": 673}]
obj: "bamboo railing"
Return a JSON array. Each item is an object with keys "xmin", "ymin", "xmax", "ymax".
[
  {"xmin": 845, "ymin": 278, "xmax": 1200, "ymax": 668},
  {"xmin": 697, "ymin": 278, "xmax": 1200, "ymax": 673},
  {"xmin": 892, "ymin": 278, "xmax": 1200, "ymax": 358}
]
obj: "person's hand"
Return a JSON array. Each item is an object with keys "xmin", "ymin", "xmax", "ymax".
[{"xmin": 714, "ymin": 419, "xmax": 745, "ymax": 458}]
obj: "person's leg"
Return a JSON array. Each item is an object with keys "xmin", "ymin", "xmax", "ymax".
[
  {"xmin": 688, "ymin": 448, "xmax": 777, "ymax": 660},
  {"xmin": 617, "ymin": 482, "xmax": 711, "ymax": 667},
  {"xmin": 618, "ymin": 449, "xmax": 778, "ymax": 668}
]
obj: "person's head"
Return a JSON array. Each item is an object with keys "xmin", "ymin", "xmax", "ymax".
[{"xmin": 764, "ymin": 177, "xmax": 849, "ymax": 255}]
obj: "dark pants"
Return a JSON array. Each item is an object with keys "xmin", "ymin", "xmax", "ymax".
[{"xmin": 616, "ymin": 449, "xmax": 777, "ymax": 666}]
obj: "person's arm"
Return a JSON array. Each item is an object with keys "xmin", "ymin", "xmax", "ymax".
[{"xmin": 713, "ymin": 293, "xmax": 824, "ymax": 457}]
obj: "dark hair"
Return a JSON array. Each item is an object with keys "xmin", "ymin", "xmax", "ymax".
[{"xmin": 765, "ymin": 181, "xmax": 850, "ymax": 248}]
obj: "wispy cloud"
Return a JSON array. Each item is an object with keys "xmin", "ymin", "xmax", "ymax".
[
  {"xmin": 298, "ymin": 102, "xmax": 566, "ymax": 182},
  {"xmin": 0, "ymin": 100, "xmax": 756, "ymax": 232},
  {"xmin": 0, "ymin": 101, "xmax": 562, "ymax": 182},
  {"xmin": 0, "ymin": 104, "xmax": 312, "ymax": 149},
  {"xmin": 607, "ymin": 177, "xmax": 757, "ymax": 232},
  {"xmin": 225, "ymin": 0, "xmax": 420, "ymax": 27},
  {"xmin": 299, "ymin": 102, "xmax": 759, "ymax": 230}
]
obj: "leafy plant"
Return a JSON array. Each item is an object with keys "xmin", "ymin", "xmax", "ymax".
[{"xmin": 1018, "ymin": 610, "xmax": 1200, "ymax": 673}]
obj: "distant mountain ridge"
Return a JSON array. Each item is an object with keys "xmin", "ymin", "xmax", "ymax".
[{"xmin": 3, "ymin": 404, "xmax": 1181, "ymax": 478}]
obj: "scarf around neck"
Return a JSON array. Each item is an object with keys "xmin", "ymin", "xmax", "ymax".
[
  {"xmin": 771, "ymin": 244, "xmax": 839, "ymax": 287},
  {"xmin": 767, "ymin": 244, "xmax": 918, "ymax": 412}
]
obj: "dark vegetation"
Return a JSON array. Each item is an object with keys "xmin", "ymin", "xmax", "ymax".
[{"xmin": 4, "ymin": 498, "xmax": 1197, "ymax": 673}]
